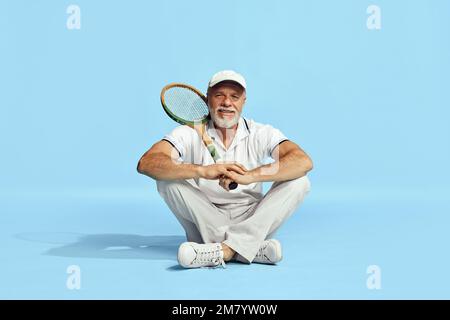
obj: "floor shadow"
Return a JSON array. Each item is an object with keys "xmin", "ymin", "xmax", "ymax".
[
  {"xmin": 166, "ymin": 265, "xmax": 188, "ymax": 271},
  {"xmin": 15, "ymin": 232, "xmax": 185, "ymax": 261}
]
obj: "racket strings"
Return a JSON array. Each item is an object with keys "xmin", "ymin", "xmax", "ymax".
[{"xmin": 163, "ymin": 87, "xmax": 209, "ymax": 122}]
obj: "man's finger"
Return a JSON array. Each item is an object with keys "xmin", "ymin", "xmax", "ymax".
[
  {"xmin": 224, "ymin": 177, "xmax": 234, "ymax": 190},
  {"xmin": 219, "ymin": 168, "xmax": 234, "ymax": 181},
  {"xmin": 234, "ymin": 163, "xmax": 248, "ymax": 172},
  {"xmin": 220, "ymin": 168, "xmax": 233, "ymax": 178},
  {"xmin": 219, "ymin": 176, "xmax": 230, "ymax": 191},
  {"xmin": 225, "ymin": 171, "xmax": 237, "ymax": 182},
  {"xmin": 218, "ymin": 161, "xmax": 247, "ymax": 172},
  {"xmin": 218, "ymin": 163, "xmax": 243, "ymax": 174},
  {"xmin": 219, "ymin": 178, "xmax": 226, "ymax": 190},
  {"xmin": 231, "ymin": 163, "xmax": 247, "ymax": 173},
  {"xmin": 226, "ymin": 164, "xmax": 246, "ymax": 175}
]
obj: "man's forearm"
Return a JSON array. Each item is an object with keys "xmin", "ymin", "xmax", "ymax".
[
  {"xmin": 250, "ymin": 151, "xmax": 313, "ymax": 182},
  {"xmin": 137, "ymin": 153, "xmax": 201, "ymax": 180}
]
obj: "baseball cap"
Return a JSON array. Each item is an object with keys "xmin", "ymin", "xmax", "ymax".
[{"xmin": 208, "ymin": 70, "xmax": 247, "ymax": 90}]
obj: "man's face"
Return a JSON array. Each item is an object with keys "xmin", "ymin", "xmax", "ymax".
[{"xmin": 207, "ymin": 81, "xmax": 246, "ymax": 129}]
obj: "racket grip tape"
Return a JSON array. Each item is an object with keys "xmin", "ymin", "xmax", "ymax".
[{"xmin": 206, "ymin": 143, "xmax": 221, "ymax": 161}]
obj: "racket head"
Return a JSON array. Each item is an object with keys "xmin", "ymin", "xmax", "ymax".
[{"xmin": 160, "ymin": 83, "xmax": 210, "ymax": 126}]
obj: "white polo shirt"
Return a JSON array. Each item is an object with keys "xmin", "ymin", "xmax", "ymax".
[{"xmin": 162, "ymin": 117, "xmax": 288, "ymax": 206}]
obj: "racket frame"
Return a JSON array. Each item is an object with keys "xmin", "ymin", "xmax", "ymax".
[{"xmin": 160, "ymin": 83, "xmax": 210, "ymax": 127}]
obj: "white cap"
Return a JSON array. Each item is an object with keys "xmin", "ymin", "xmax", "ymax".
[{"xmin": 208, "ymin": 70, "xmax": 247, "ymax": 89}]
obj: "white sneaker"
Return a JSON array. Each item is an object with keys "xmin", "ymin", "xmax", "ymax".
[
  {"xmin": 253, "ymin": 239, "xmax": 282, "ymax": 264},
  {"xmin": 177, "ymin": 242, "xmax": 226, "ymax": 269}
]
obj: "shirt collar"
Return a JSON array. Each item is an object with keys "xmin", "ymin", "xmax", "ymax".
[{"xmin": 206, "ymin": 116, "xmax": 249, "ymax": 151}]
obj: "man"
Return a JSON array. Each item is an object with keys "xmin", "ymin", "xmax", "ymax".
[{"xmin": 137, "ymin": 70, "xmax": 313, "ymax": 268}]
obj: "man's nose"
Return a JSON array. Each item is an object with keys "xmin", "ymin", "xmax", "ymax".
[{"xmin": 223, "ymin": 97, "xmax": 232, "ymax": 106}]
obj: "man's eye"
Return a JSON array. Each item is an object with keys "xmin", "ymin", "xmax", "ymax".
[{"xmin": 232, "ymin": 95, "xmax": 239, "ymax": 99}]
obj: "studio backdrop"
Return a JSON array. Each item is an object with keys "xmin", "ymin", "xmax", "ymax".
[{"xmin": 1, "ymin": 0, "xmax": 449, "ymax": 299}]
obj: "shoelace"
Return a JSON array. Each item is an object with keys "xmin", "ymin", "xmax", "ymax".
[
  {"xmin": 255, "ymin": 242, "xmax": 270, "ymax": 261},
  {"xmin": 194, "ymin": 246, "xmax": 226, "ymax": 269}
]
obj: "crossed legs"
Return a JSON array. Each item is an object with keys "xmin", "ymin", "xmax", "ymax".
[{"xmin": 156, "ymin": 176, "xmax": 311, "ymax": 264}]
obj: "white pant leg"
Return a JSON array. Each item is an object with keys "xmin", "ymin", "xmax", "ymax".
[
  {"xmin": 156, "ymin": 179, "xmax": 231, "ymax": 244},
  {"xmin": 223, "ymin": 175, "xmax": 311, "ymax": 263}
]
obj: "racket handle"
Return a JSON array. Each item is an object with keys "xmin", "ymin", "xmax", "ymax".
[
  {"xmin": 200, "ymin": 129, "xmax": 238, "ymax": 190},
  {"xmin": 228, "ymin": 182, "xmax": 238, "ymax": 190}
]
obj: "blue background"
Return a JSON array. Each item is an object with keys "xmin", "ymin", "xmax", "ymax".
[{"xmin": 1, "ymin": 0, "xmax": 449, "ymax": 299}]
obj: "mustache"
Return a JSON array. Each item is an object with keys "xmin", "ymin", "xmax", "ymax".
[{"xmin": 216, "ymin": 107, "xmax": 237, "ymax": 113}]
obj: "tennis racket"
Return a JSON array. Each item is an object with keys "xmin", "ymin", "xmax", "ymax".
[{"xmin": 160, "ymin": 83, "xmax": 238, "ymax": 190}]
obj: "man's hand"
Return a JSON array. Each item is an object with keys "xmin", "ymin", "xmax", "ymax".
[
  {"xmin": 219, "ymin": 170, "xmax": 257, "ymax": 191},
  {"xmin": 198, "ymin": 163, "xmax": 247, "ymax": 180}
]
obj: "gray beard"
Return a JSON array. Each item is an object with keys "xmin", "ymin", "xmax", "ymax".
[{"xmin": 210, "ymin": 111, "xmax": 240, "ymax": 129}]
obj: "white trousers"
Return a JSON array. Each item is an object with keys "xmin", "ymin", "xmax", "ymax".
[{"xmin": 156, "ymin": 176, "xmax": 311, "ymax": 263}]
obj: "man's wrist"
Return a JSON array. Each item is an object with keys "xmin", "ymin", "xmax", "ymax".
[
  {"xmin": 194, "ymin": 165, "xmax": 204, "ymax": 179},
  {"xmin": 248, "ymin": 169, "xmax": 261, "ymax": 183}
]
